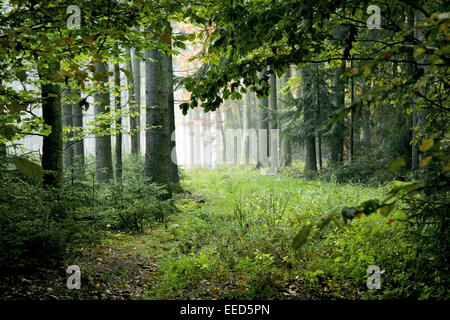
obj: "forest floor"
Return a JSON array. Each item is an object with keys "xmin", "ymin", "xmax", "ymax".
[{"xmin": 1, "ymin": 166, "xmax": 401, "ymax": 300}]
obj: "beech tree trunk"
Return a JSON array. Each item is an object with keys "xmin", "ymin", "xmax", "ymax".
[
  {"xmin": 40, "ymin": 59, "xmax": 63, "ymax": 187},
  {"xmin": 144, "ymin": 46, "xmax": 172, "ymax": 197},
  {"xmin": 242, "ymin": 91, "xmax": 251, "ymax": 164},
  {"xmin": 94, "ymin": 61, "xmax": 113, "ymax": 182},
  {"xmin": 302, "ymin": 67, "xmax": 317, "ymax": 172},
  {"xmin": 268, "ymin": 73, "xmax": 279, "ymax": 173},
  {"xmin": 280, "ymin": 69, "xmax": 292, "ymax": 167},
  {"xmin": 114, "ymin": 60, "xmax": 122, "ymax": 184},
  {"xmin": 315, "ymin": 66, "xmax": 323, "ymax": 170},
  {"xmin": 126, "ymin": 48, "xmax": 139, "ymax": 156},
  {"xmin": 72, "ymin": 90, "xmax": 85, "ymax": 170},
  {"xmin": 132, "ymin": 49, "xmax": 141, "ymax": 155},
  {"xmin": 62, "ymin": 88, "xmax": 73, "ymax": 170},
  {"xmin": 167, "ymin": 52, "xmax": 180, "ymax": 183},
  {"xmin": 329, "ymin": 64, "xmax": 345, "ymax": 164},
  {"xmin": 256, "ymin": 70, "xmax": 269, "ymax": 168}
]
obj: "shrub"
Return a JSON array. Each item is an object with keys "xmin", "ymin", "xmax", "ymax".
[
  {"xmin": 320, "ymin": 158, "xmax": 387, "ymax": 185},
  {"xmin": 0, "ymin": 155, "xmax": 98, "ymax": 271}
]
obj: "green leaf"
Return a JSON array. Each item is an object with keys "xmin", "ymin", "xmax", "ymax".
[
  {"xmin": 120, "ymin": 68, "xmax": 131, "ymax": 78},
  {"xmin": 187, "ymin": 33, "xmax": 196, "ymax": 41},
  {"xmin": 389, "ymin": 156, "xmax": 405, "ymax": 174},
  {"xmin": 174, "ymin": 41, "xmax": 186, "ymax": 49},
  {"xmin": 292, "ymin": 225, "xmax": 312, "ymax": 250},
  {"xmin": 419, "ymin": 138, "xmax": 434, "ymax": 152},
  {"xmin": 346, "ymin": 67, "xmax": 358, "ymax": 76},
  {"xmin": 93, "ymin": 71, "xmax": 104, "ymax": 82},
  {"xmin": 15, "ymin": 70, "xmax": 27, "ymax": 82},
  {"xmin": 420, "ymin": 156, "xmax": 432, "ymax": 168},
  {"xmin": 8, "ymin": 102, "xmax": 27, "ymax": 113},
  {"xmin": 14, "ymin": 158, "xmax": 43, "ymax": 177},
  {"xmin": 0, "ymin": 125, "xmax": 17, "ymax": 140},
  {"xmin": 413, "ymin": 47, "xmax": 426, "ymax": 59}
]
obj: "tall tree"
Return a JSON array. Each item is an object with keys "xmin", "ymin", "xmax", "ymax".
[
  {"xmin": 414, "ymin": 11, "xmax": 428, "ymax": 169},
  {"xmin": 216, "ymin": 108, "xmax": 225, "ymax": 166},
  {"xmin": 114, "ymin": 56, "xmax": 122, "ymax": 184},
  {"xmin": 62, "ymin": 88, "xmax": 73, "ymax": 170},
  {"xmin": 132, "ymin": 50, "xmax": 141, "ymax": 155},
  {"xmin": 126, "ymin": 48, "xmax": 138, "ymax": 156},
  {"xmin": 167, "ymin": 50, "xmax": 180, "ymax": 183},
  {"xmin": 301, "ymin": 67, "xmax": 317, "ymax": 172},
  {"xmin": 329, "ymin": 64, "xmax": 345, "ymax": 164},
  {"xmin": 362, "ymin": 83, "xmax": 372, "ymax": 148},
  {"xmin": 349, "ymin": 63, "xmax": 355, "ymax": 164},
  {"xmin": 242, "ymin": 90, "xmax": 252, "ymax": 164},
  {"xmin": 315, "ymin": 65, "xmax": 323, "ymax": 170},
  {"xmin": 256, "ymin": 70, "xmax": 269, "ymax": 168},
  {"xmin": 280, "ymin": 69, "xmax": 292, "ymax": 167},
  {"xmin": 144, "ymin": 43, "xmax": 172, "ymax": 197},
  {"xmin": 268, "ymin": 73, "xmax": 279, "ymax": 173},
  {"xmin": 94, "ymin": 61, "xmax": 113, "ymax": 182},
  {"xmin": 72, "ymin": 90, "xmax": 85, "ymax": 171},
  {"xmin": 39, "ymin": 59, "xmax": 63, "ymax": 187},
  {"xmin": 223, "ymin": 100, "xmax": 232, "ymax": 163}
]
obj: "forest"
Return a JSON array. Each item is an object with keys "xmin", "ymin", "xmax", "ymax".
[{"xmin": 0, "ymin": 0, "xmax": 448, "ymax": 303}]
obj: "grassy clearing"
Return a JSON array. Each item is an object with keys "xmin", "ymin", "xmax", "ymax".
[{"xmin": 145, "ymin": 166, "xmax": 407, "ymax": 299}]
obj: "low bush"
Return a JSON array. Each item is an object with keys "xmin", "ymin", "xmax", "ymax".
[
  {"xmin": 0, "ymin": 155, "xmax": 98, "ymax": 271},
  {"xmin": 0, "ymin": 153, "xmax": 176, "ymax": 272}
]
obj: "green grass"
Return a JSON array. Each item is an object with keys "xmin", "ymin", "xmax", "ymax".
[
  {"xmin": 145, "ymin": 166, "xmax": 408, "ymax": 299},
  {"xmin": 8, "ymin": 166, "xmax": 417, "ymax": 300}
]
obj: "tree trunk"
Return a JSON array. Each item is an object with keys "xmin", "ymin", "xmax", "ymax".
[
  {"xmin": 329, "ymin": 64, "xmax": 345, "ymax": 164},
  {"xmin": 214, "ymin": 109, "xmax": 224, "ymax": 166},
  {"xmin": 256, "ymin": 70, "xmax": 269, "ymax": 168},
  {"xmin": 144, "ymin": 46, "xmax": 172, "ymax": 197},
  {"xmin": 362, "ymin": 83, "xmax": 372, "ymax": 147},
  {"xmin": 62, "ymin": 88, "xmax": 73, "ymax": 170},
  {"xmin": 114, "ymin": 60, "xmax": 122, "ymax": 184},
  {"xmin": 349, "ymin": 66, "xmax": 354, "ymax": 163},
  {"xmin": 280, "ymin": 68, "xmax": 292, "ymax": 167},
  {"xmin": 414, "ymin": 11, "xmax": 428, "ymax": 170},
  {"xmin": 223, "ymin": 100, "xmax": 232, "ymax": 163},
  {"xmin": 201, "ymin": 112, "xmax": 212, "ymax": 167},
  {"xmin": 411, "ymin": 12, "xmax": 426, "ymax": 170},
  {"xmin": 132, "ymin": 49, "xmax": 141, "ymax": 155},
  {"xmin": 242, "ymin": 91, "xmax": 251, "ymax": 164},
  {"xmin": 39, "ymin": 59, "xmax": 63, "ymax": 187},
  {"xmin": 94, "ymin": 61, "xmax": 113, "ymax": 182},
  {"xmin": 411, "ymin": 104, "xmax": 419, "ymax": 169},
  {"xmin": 268, "ymin": 73, "xmax": 279, "ymax": 173},
  {"xmin": 190, "ymin": 110, "xmax": 196, "ymax": 167},
  {"xmin": 406, "ymin": 9, "xmax": 422, "ymax": 170},
  {"xmin": 126, "ymin": 48, "xmax": 138, "ymax": 156},
  {"xmin": 72, "ymin": 90, "xmax": 85, "ymax": 171},
  {"xmin": 302, "ymin": 67, "xmax": 317, "ymax": 172},
  {"xmin": 167, "ymin": 52, "xmax": 180, "ymax": 183},
  {"xmin": 315, "ymin": 65, "xmax": 323, "ymax": 170}
]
